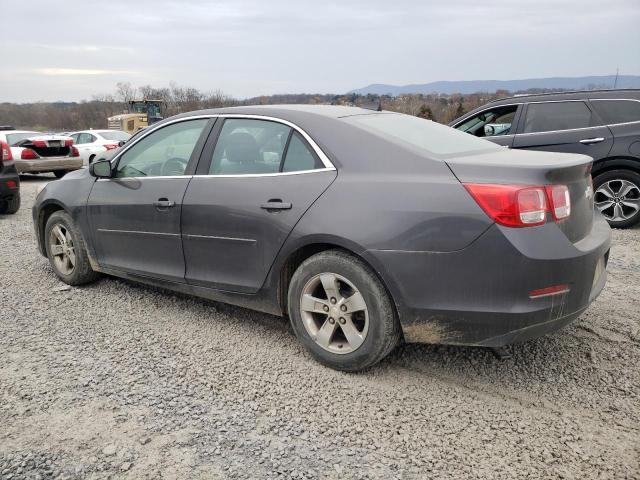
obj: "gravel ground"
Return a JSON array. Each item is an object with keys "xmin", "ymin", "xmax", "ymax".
[{"xmin": 1, "ymin": 176, "xmax": 639, "ymax": 479}]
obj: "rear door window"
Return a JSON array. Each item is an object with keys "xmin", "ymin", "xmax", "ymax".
[
  {"xmin": 209, "ymin": 119, "xmax": 291, "ymax": 175},
  {"xmin": 590, "ymin": 99, "xmax": 640, "ymax": 124},
  {"xmin": 523, "ymin": 101, "xmax": 594, "ymax": 133}
]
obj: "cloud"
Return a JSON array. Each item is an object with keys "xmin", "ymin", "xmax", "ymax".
[
  {"xmin": 1, "ymin": 0, "xmax": 638, "ymax": 101},
  {"xmin": 34, "ymin": 68, "xmax": 138, "ymax": 77}
]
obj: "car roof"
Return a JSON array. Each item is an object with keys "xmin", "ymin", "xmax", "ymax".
[
  {"xmin": 176, "ymin": 104, "xmax": 378, "ymax": 121},
  {"xmin": 485, "ymin": 89, "xmax": 640, "ymax": 106},
  {"xmin": 3, "ymin": 130, "xmax": 41, "ymax": 134}
]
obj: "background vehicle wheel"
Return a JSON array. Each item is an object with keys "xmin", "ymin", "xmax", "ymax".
[
  {"xmin": 287, "ymin": 250, "xmax": 401, "ymax": 371},
  {"xmin": 44, "ymin": 211, "xmax": 100, "ymax": 285},
  {"xmin": 53, "ymin": 170, "xmax": 68, "ymax": 179},
  {"xmin": 594, "ymin": 170, "xmax": 640, "ymax": 228},
  {"xmin": 0, "ymin": 194, "xmax": 20, "ymax": 215}
]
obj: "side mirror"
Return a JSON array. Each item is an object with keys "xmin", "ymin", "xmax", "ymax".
[
  {"xmin": 484, "ymin": 124, "xmax": 496, "ymax": 136},
  {"xmin": 89, "ymin": 159, "xmax": 112, "ymax": 178},
  {"xmin": 117, "ymin": 140, "xmax": 126, "ymax": 147}
]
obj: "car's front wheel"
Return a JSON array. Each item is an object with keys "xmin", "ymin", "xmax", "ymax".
[
  {"xmin": 287, "ymin": 250, "xmax": 401, "ymax": 371},
  {"xmin": 594, "ymin": 169, "xmax": 640, "ymax": 228},
  {"xmin": 44, "ymin": 211, "xmax": 100, "ymax": 285}
]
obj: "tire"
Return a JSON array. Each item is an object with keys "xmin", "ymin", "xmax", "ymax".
[
  {"xmin": 0, "ymin": 194, "xmax": 20, "ymax": 215},
  {"xmin": 44, "ymin": 210, "xmax": 100, "ymax": 285},
  {"xmin": 53, "ymin": 170, "xmax": 68, "ymax": 179},
  {"xmin": 287, "ymin": 249, "xmax": 401, "ymax": 371},
  {"xmin": 593, "ymin": 169, "xmax": 640, "ymax": 229}
]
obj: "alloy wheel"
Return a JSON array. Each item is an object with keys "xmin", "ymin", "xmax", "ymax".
[
  {"xmin": 49, "ymin": 224, "xmax": 76, "ymax": 275},
  {"xmin": 299, "ymin": 272, "xmax": 369, "ymax": 354},
  {"xmin": 595, "ymin": 179, "xmax": 640, "ymax": 222}
]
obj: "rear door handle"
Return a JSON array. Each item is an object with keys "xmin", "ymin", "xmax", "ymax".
[
  {"xmin": 153, "ymin": 198, "xmax": 175, "ymax": 208},
  {"xmin": 580, "ymin": 137, "xmax": 605, "ymax": 145},
  {"xmin": 261, "ymin": 199, "xmax": 292, "ymax": 211}
]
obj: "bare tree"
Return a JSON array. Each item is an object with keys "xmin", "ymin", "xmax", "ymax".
[{"xmin": 116, "ymin": 82, "xmax": 137, "ymax": 103}]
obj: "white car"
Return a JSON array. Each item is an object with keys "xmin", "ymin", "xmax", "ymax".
[
  {"xmin": 0, "ymin": 130, "xmax": 83, "ymax": 178},
  {"xmin": 69, "ymin": 130, "xmax": 131, "ymax": 165}
]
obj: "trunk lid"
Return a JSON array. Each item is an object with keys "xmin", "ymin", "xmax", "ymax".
[
  {"xmin": 446, "ymin": 149, "xmax": 594, "ymax": 243},
  {"xmin": 16, "ymin": 134, "xmax": 73, "ymax": 158}
]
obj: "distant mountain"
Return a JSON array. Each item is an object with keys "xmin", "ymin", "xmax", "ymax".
[{"xmin": 349, "ymin": 75, "xmax": 640, "ymax": 96}]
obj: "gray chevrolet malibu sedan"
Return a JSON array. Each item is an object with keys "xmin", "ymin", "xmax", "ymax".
[{"xmin": 33, "ymin": 105, "xmax": 611, "ymax": 371}]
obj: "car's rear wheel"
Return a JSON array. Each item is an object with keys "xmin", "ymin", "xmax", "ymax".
[
  {"xmin": 53, "ymin": 170, "xmax": 68, "ymax": 179},
  {"xmin": 44, "ymin": 211, "xmax": 100, "ymax": 285},
  {"xmin": 594, "ymin": 170, "xmax": 640, "ymax": 228},
  {"xmin": 287, "ymin": 250, "xmax": 401, "ymax": 371},
  {"xmin": 0, "ymin": 194, "xmax": 20, "ymax": 215}
]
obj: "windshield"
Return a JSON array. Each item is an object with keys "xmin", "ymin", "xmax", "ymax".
[
  {"xmin": 6, "ymin": 132, "xmax": 40, "ymax": 145},
  {"xmin": 100, "ymin": 131, "xmax": 131, "ymax": 141},
  {"xmin": 343, "ymin": 113, "xmax": 501, "ymax": 157}
]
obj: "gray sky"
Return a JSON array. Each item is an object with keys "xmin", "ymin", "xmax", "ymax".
[{"xmin": 1, "ymin": 0, "xmax": 639, "ymax": 102}]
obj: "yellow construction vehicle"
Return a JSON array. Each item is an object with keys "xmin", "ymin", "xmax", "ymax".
[{"xmin": 107, "ymin": 99, "xmax": 164, "ymax": 134}]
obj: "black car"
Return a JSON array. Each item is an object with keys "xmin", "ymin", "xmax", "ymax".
[
  {"xmin": 0, "ymin": 131, "xmax": 20, "ymax": 215},
  {"xmin": 33, "ymin": 106, "xmax": 610, "ymax": 371},
  {"xmin": 450, "ymin": 89, "xmax": 640, "ymax": 228}
]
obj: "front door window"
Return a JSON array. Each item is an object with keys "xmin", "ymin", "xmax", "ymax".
[
  {"xmin": 456, "ymin": 105, "xmax": 519, "ymax": 137},
  {"xmin": 115, "ymin": 119, "xmax": 208, "ymax": 178}
]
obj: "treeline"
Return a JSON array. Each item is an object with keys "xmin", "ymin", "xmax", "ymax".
[{"xmin": 0, "ymin": 82, "xmax": 574, "ymax": 131}]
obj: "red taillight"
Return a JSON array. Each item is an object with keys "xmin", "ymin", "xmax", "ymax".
[
  {"xmin": 463, "ymin": 184, "xmax": 548, "ymax": 227},
  {"xmin": 70, "ymin": 146, "xmax": 79, "ymax": 157},
  {"xmin": 529, "ymin": 284, "xmax": 570, "ymax": 298},
  {"xmin": 546, "ymin": 185, "xmax": 571, "ymax": 220},
  {"xmin": 21, "ymin": 148, "xmax": 39, "ymax": 159},
  {"xmin": 6, "ymin": 180, "xmax": 17, "ymax": 189},
  {"xmin": 103, "ymin": 144, "xmax": 119, "ymax": 151},
  {"xmin": 65, "ymin": 139, "xmax": 73, "ymax": 146},
  {"xmin": 464, "ymin": 183, "xmax": 572, "ymax": 228},
  {"xmin": 1, "ymin": 141, "xmax": 13, "ymax": 161},
  {"xmin": 30, "ymin": 140, "xmax": 47, "ymax": 147}
]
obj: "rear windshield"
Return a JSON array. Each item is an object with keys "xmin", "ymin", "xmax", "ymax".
[
  {"xmin": 99, "ymin": 131, "xmax": 131, "ymax": 141},
  {"xmin": 6, "ymin": 132, "xmax": 40, "ymax": 145},
  {"xmin": 342, "ymin": 113, "xmax": 501, "ymax": 157}
]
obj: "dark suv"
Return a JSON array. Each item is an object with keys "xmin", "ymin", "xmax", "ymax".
[
  {"xmin": 0, "ymin": 128, "xmax": 20, "ymax": 215},
  {"xmin": 450, "ymin": 89, "xmax": 640, "ymax": 228}
]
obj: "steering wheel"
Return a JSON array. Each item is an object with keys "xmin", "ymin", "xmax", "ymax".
[{"xmin": 161, "ymin": 157, "xmax": 188, "ymax": 176}]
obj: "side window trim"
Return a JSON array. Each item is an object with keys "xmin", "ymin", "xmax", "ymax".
[{"xmin": 278, "ymin": 129, "xmax": 294, "ymax": 172}]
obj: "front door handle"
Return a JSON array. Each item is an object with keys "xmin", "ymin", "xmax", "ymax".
[
  {"xmin": 580, "ymin": 137, "xmax": 605, "ymax": 145},
  {"xmin": 261, "ymin": 199, "xmax": 292, "ymax": 211},
  {"xmin": 154, "ymin": 198, "xmax": 175, "ymax": 209}
]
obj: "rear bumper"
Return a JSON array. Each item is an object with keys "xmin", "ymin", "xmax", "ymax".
[
  {"xmin": 366, "ymin": 212, "xmax": 611, "ymax": 347},
  {"xmin": 15, "ymin": 158, "xmax": 83, "ymax": 173}
]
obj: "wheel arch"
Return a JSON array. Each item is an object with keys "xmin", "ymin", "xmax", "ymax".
[
  {"xmin": 275, "ymin": 236, "xmax": 405, "ymax": 328},
  {"xmin": 592, "ymin": 157, "xmax": 640, "ymax": 177},
  {"xmin": 36, "ymin": 201, "xmax": 67, "ymax": 256}
]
